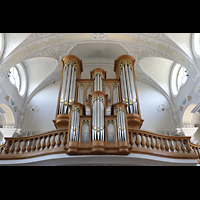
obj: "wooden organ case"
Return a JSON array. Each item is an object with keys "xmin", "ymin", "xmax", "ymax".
[{"xmin": 53, "ymin": 55, "xmax": 144, "ymax": 155}]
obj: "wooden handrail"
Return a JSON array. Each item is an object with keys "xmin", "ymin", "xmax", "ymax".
[
  {"xmin": 189, "ymin": 141, "xmax": 200, "ymax": 159},
  {"xmin": 128, "ymin": 129, "xmax": 199, "ymax": 159},
  {"xmin": 0, "ymin": 128, "xmax": 200, "ymax": 161},
  {"xmin": 0, "ymin": 129, "xmax": 68, "ymax": 159}
]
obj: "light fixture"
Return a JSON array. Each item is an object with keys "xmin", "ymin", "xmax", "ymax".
[
  {"xmin": 156, "ymin": 104, "xmax": 170, "ymax": 112},
  {"xmin": 26, "ymin": 104, "xmax": 40, "ymax": 113}
]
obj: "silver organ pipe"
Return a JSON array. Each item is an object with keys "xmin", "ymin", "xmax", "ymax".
[
  {"xmin": 128, "ymin": 66, "xmax": 138, "ymax": 114},
  {"xmin": 63, "ymin": 64, "xmax": 72, "ymax": 114},
  {"xmin": 101, "ymin": 100, "xmax": 104, "ymax": 141},
  {"xmin": 116, "ymin": 107, "xmax": 127, "ymax": 141},
  {"xmin": 59, "ymin": 65, "xmax": 68, "ymax": 114},
  {"xmin": 91, "ymin": 71, "xmax": 105, "ymax": 141},
  {"xmin": 94, "ymin": 73, "xmax": 103, "ymax": 91},
  {"xmin": 91, "ymin": 95, "xmax": 105, "ymax": 141},
  {"xmin": 55, "ymin": 55, "xmax": 143, "ymax": 154},
  {"xmin": 77, "ymin": 83, "xmax": 84, "ymax": 105},
  {"xmin": 120, "ymin": 63, "xmax": 138, "ymax": 114},
  {"xmin": 125, "ymin": 64, "xmax": 133, "ymax": 113},
  {"xmin": 70, "ymin": 107, "xmax": 80, "ymax": 142},
  {"xmin": 112, "ymin": 83, "xmax": 119, "ymax": 104},
  {"xmin": 91, "ymin": 96, "xmax": 105, "ymax": 141},
  {"xmin": 58, "ymin": 63, "xmax": 77, "ymax": 115}
]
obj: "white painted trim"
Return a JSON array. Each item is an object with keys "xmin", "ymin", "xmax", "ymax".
[{"xmin": 0, "ymin": 153, "xmax": 197, "ymax": 166}]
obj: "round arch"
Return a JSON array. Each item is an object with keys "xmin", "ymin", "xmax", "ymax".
[
  {"xmin": 0, "ymin": 103, "xmax": 15, "ymax": 127},
  {"xmin": 182, "ymin": 103, "xmax": 200, "ymax": 127}
]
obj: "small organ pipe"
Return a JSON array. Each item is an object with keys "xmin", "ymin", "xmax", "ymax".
[
  {"xmin": 99, "ymin": 98, "xmax": 101, "ymax": 140},
  {"xmin": 129, "ymin": 66, "xmax": 138, "ymax": 114},
  {"xmin": 116, "ymin": 108, "xmax": 127, "ymax": 141},
  {"xmin": 94, "ymin": 75, "xmax": 96, "ymax": 91},
  {"xmin": 70, "ymin": 109, "xmax": 75, "ymax": 141},
  {"xmin": 113, "ymin": 87, "xmax": 116, "ymax": 104},
  {"xmin": 119, "ymin": 110, "xmax": 124, "ymax": 140},
  {"xmin": 122, "ymin": 111, "xmax": 127, "ymax": 141},
  {"xmin": 72, "ymin": 70, "xmax": 77, "ymax": 103},
  {"xmin": 116, "ymin": 85, "xmax": 119, "ymax": 102},
  {"xmin": 77, "ymin": 86, "xmax": 80, "ymax": 103},
  {"xmin": 97, "ymin": 98, "xmax": 100, "ymax": 140},
  {"xmin": 97, "ymin": 74, "xmax": 99, "ymax": 91},
  {"xmin": 98, "ymin": 74, "xmax": 99, "ymax": 90},
  {"xmin": 100, "ymin": 75, "xmax": 102, "ymax": 91},
  {"xmin": 94, "ymin": 100, "xmax": 96, "ymax": 140},
  {"xmin": 120, "ymin": 72, "xmax": 125, "ymax": 103},
  {"xmin": 75, "ymin": 110, "xmax": 80, "ymax": 141},
  {"xmin": 69, "ymin": 67, "xmax": 74, "ymax": 105},
  {"xmin": 116, "ymin": 110, "xmax": 120, "ymax": 141},
  {"xmin": 72, "ymin": 109, "xmax": 76, "ymax": 141}
]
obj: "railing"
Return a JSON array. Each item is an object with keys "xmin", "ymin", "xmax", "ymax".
[
  {"xmin": 0, "ymin": 129, "xmax": 68, "ymax": 159},
  {"xmin": 129, "ymin": 129, "xmax": 200, "ymax": 159},
  {"xmin": 0, "ymin": 128, "xmax": 200, "ymax": 162}
]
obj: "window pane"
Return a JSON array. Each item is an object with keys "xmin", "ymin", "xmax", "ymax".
[{"xmin": 9, "ymin": 66, "xmax": 21, "ymax": 91}]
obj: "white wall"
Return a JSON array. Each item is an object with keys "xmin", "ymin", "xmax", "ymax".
[
  {"xmin": 21, "ymin": 80, "xmax": 60, "ymax": 134},
  {"xmin": 137, "ymin": 81, "xmax": 176, "ymax": 134},
  {"xmin": 21, "ymin": 78, "xmax": 176, "ymax": 136}
]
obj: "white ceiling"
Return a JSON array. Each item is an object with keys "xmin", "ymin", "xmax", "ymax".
[
  {"xmin": 139, "ymin": 57, "xmax": 174, "ymax": 95},
  {"xmin": 0, "ymin": 33, "xmax": 199, "ymax": 111}
]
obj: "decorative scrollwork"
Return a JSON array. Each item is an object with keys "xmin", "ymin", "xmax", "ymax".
[
  {"xmin": 72, "ymin": 107, "xmax": 81, "ymax": 112},
  {"xmin": 64, "ymin": 59, "xmax": 78, "ymax": 75},
  {"xmin": 94, "ymin": 72, "xmax": 104, "ymax": 79},
  {"xmin": 119, "ymin": 59, "xmax": 133, "ymax": 73},
  {"xmin": 112, "ymin": 82, "xmax": 119, "ymax": 89},
  {"xmin": 106, "ymin": 119, "xmax": 115, "ymax": 125},
  {"xmin": 78, "ymin": 82, "xmax": 85, "ymax": 89},
  {"xmin": 92, "ymin": 96, "xmax": 104, "ymax": 104},
  {"xmin": 82, "ymin": 119, "xmax": 90, "ymax": 126},
  {"xmin": 116, "ymin": 107, "xmax": 125, "ymax": 112}
]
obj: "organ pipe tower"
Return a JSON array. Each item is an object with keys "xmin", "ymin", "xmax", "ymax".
[{"xmin": 53, "ymin": 55, "xmax": 144, "ymax": 155}]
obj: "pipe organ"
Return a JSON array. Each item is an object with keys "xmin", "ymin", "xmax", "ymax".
[{"xmin": 53, "ymin": 55, "xmax": 144, "ymax": 155}]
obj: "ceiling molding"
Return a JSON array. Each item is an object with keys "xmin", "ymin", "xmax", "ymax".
[{"xmin": 0, "ymin": 33, "xmax": 195, "ymax": 80}]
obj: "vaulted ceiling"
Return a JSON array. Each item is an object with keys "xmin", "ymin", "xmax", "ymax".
[{"xmin": 0, "ymin": 33, "xmax": 199, "ymax": 111}]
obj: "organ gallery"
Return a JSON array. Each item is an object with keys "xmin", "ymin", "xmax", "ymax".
[{"xmin": 53, "ymin": 55, "xmax": 144, "ymax": 155}]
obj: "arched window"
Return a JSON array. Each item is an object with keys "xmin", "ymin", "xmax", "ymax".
[
  {"xmin": 171, "ymin": 63, "xmax": 188, "ymax": 95},
  {"xmin": 9, "ymin": 66, "xmax": 21, "ymax": 91},
  {"xmin": 8, "ymin": 63, "xmax": 27, "ymax": 96}
]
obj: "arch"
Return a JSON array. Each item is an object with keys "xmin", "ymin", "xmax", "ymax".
[
  {"xmin": 139, "ymin": 56, "xmax": 174, "ymax": 95},
  {"xmin": 0, "ymin": 103, "xmax": 15, "ymax": 127},
  {"xmin": 2, "ymin": 33, "xmax": 191, "ymax": 80},
  {"xmin": 182, "ymin": 103, "xmax": 200, "ymax": 127}
]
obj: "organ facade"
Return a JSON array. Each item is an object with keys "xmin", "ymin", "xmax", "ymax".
[{"xmin": 53, "ymin": 55, "xmax": 144, "ymax": 155}]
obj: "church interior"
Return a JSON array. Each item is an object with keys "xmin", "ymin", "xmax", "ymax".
[{"xmin": 0, "ymin": 33, "xmax": 200, "ymax": 165}]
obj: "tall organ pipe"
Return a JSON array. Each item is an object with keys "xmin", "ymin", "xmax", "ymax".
[
  {"xmin": 125, "ymin": 64, "xmax": 133, "ymax": 113},
  {"xmin": 59, "ymin": 66, "xmax": 68, "ymax": 115},
  {"xmin": 62, "ymin": 64, "xmax": 71, "ymax": 113},
  {"xmin": 128, "ymin": 66, "xmax": 138, "ymax": 114}
]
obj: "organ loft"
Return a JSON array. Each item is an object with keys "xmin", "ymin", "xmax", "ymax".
[{"xmin": 53, "ymin": 55, "xmax": 144, "ymax": 155}]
